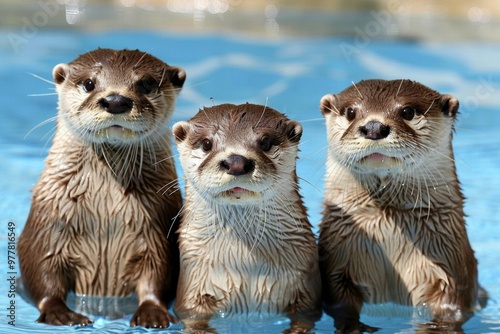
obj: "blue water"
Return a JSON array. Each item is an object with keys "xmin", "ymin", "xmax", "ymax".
[{"xmin": 1, "ymin": 30, "xmax": 499, "ymax": 333}]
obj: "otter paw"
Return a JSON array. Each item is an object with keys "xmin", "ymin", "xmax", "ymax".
[
  {"xmin": 37, "ymin": 303, "xmax": 92, "ymax": 326},
  {"xmin": 130, "ymin": 300, "xmax": 178, "ymax": 328},
  {"xmin": 334, "ymin": 321, "xmax": 379, "ymax": 334}
]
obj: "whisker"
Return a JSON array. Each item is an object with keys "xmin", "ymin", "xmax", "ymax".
[
  {"xmin": 133, "ymin": 51, "xmax": 149, "ymax": 69},
  {"xmin": 253, "ymin": 101, "xmax": 268, "ymax": 129},
  {"xmin": 395, "ymin": 79, "xmax": 404, "ymax": 98},
  {"xmin": 24, "ymin": 116, "xmax": 59, "ymax": 139},
  {"xmin": 28, "ymin": 92, "xmax": 58, "ymax": 97},
  {"xmin": 297, "ymin": 117, "xmax": 325, "ymax": 123},
  {"xmin": 153, "ymin": 152, "xmax": 178, "ymax": 166},
  {"xmin": 423, "ymin": 101, "xmax": 435, "ymax": 116},
  {"xmin": 351, "ymin": 81, "xmax": 363, "ymax": 99},
  {"xmin": 28, "ymin": 72, "xmax": 55, "ymax": 85},
  {"xmin": 158, "ymin": 67, "xmax": 166, "ymax": 88}
]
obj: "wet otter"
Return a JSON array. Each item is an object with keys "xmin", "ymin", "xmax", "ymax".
[
  {"xmin": 318, "ymin": 79, "xmax": 485, "ymax": 332},
  {"xmin": 18, "ymin": 48, "xmax": 185, "ymax": 327},
  {"xmin": 173, "ymin": 103, "xmax": 321, "ymax": 332}
]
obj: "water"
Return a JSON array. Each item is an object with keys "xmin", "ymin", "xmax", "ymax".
[{"xmin": 0, "ymin": 29, "xmax": 499, "ymax": 333}]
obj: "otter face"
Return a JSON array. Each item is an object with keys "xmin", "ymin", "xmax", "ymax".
[
  {"xmin": 53, "ymin": 48, "xmax": 186, "ymax": 145},
  {"xmin": 320, "ymin": 79, "xmax": 459, "ymax": 177},
  {"xmin": 173, "ymin": 104, "xmax": 302, "ymax": 205}
]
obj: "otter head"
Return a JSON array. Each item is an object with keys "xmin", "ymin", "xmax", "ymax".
[
  {"xmin": 320, "ymin": 79, "xmax": 459, "ymax": 178},
  {"xmin": 53, "ymin": 48, "xmax": 186, "ymax": 145},
  {"xmin": 173, "ymin": 103, "xmax": 302, "ymax": 205}
]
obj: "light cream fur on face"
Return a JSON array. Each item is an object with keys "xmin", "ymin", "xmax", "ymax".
[
  {"xmin": 318, "ymin": 79, "xmax": 483, "ymax": 332},
  {"xmin": 172, "ymin": 103, "xmax": 321, "ymax": 331}
]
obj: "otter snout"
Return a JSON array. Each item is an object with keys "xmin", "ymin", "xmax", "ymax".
[
  {"xmin": 98, "ymin": 94, "xmax": 133, "ymax": 114},
  {"xmin": 220, "ymin": 154, "xmax": 255, "ymax": 176},
  {"xmin": 359, "ymin": 121, "xmax": 390, "ymax": 140}
]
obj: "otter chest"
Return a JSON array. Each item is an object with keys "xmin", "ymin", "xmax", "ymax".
[
  {"xmin": 343, "ymin": 206, "xmax": 451, "ymax": 305},
  {"xmin": 180, "ymin": 223, "xmax": 309, "ymax": 314},
  {"xmin": 59, "ymin": 171, "xmax": 153, "ymax": 297}
]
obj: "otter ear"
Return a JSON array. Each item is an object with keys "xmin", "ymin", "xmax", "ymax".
[
  {"xmin": 320, "ymin": 94, "xmax": 339, "ymax": 116},
  {"xmin": 169, "ymin": 66, "xmax": 186, "ymax": 89},
  {"xmin": 173, "ymin": 121, "xmax": 190, "ymax": 144},
  {"xmin": 52, "ymin": 63, "xmax": 69, "ymax": 85},
  {"xmin": 440, "ymin": 94, "xmax": 459, "ymax": 118},
  {"xmin": 286, "ymin": 120, "xmax": 303, "ymax": 143}
]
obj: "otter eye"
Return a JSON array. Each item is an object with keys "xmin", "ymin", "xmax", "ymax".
[
  {"xmin": 137, "ymin": 77, "xmax": 159, "ymax": 94},
  {"xmin": 82, "ymin": 79, "xmax": 95, "ymax": 92},
  {"xmin": 344, "ymin": 107, "xmax": 356, "ymax": 121},
  {"xmin": 201, "ymin": 139, "xmax": 212, "ymax": 152},
  {"xmin": 260, "ymin": 136, "xmax": 273, "ymax": 152},
  {"xmin": 401, "ymin": 106, "xmax": 416, "ymax": 121}
]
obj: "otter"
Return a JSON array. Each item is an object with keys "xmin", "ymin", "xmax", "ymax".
[
  {"xmin": 18, "ymin": 48, "xmax": 185, "ymax": 328},
  {"xmin": 172, "ymin": 103, "xmax": 321, "ymax": 332},
  {"xmin": 318, "ymin": 79, "xmax": 485, "ymax": 332}
]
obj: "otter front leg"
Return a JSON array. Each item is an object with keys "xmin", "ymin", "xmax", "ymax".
[
  {"xmin": 174, "ymin": 293, "xmax": 219, "ymax": 331},
  {"xmin": 420, "ymin": 279, "xmax": 476, "ymax": 331},
  {"xmin": 36, "ymin": 297, "xmax": 92, "ymax": 326},
  {"xmin": 18, "ymin": 214, "xmax": 92, "ymax": 326},
  {"xmin": 285, "ymin": 308, "xmax": 322, "ymax": 334},
  {"xmin": 174, "ymin": 284, "xmax": 219, "ymax": 332},
  {"xmin": 322, "ymin": 273, "xmax": 377, "ymax": 333},
  {"xmin": 21, "ymin": 267, "xmax": 92, "ymax": 326},
  {"xmin": 328, "ymin": 303, "xmax": 378, "ymax": 334},
  {"xmin": 131, "ymin": 299, "xmax": 177, "ymax": 328},
  {"xmin": 284, "ymin": 276, "xmax": 323, "ymax": 334},
  {"xmin": 130, "ymin": 271, "xmax": 178, "ymax": 328}
]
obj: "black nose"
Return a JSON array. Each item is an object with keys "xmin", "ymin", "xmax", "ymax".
[
  {"xmin": 98, "ymin": 94, "xmax": 133, "ymax": 114},
  {"xmin": 221, "ymin": 155, "xmax": 255, "ymax": 176},
  {"xmin": 359, "ymin": 121, "xmax": 390, "ymax": 140}
]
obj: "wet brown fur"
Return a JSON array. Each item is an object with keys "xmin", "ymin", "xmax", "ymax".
[
  {"xmin": 318, "ymin": 79, "xmax": 483, "ymax": 332},
  {"xmin": 18, "ymin": 49, "xmax": 185, "ymax": 327},
  {"xmin": 173, "ymin": 104, "xmax": 321, "ymax": 332}
]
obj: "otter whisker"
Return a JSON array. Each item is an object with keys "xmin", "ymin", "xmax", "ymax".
[
  {"xmin": 423, "ymin": 100, "xmax": 435, "ymax": 115},
  {"xmin": 133, "ymin": 51, "xmax": 149, "ymax": 70},
  {"xmin": 138, "ymin": 140, "xmax": 144, "ymax": 177},
  {"xmin": 200, "ymin": 106, "xmax": 214, "ymax": 124},
  {"xmin": 246, "ymin": 205, "xmax": 267, "ymax": 257},
  {"xmin": 297, "ymin": 117, "xmax": 326, "ymax": 123},
  {"xmin": 159, "ymin": 177, "xmax": 184, "ymax": 197},
  {"xmin": 395, "ymin": 79, "xmax": 404, "ymax": 98},
  {"xmin": 158, "ymin": 67, "xmax": 167, "ymax": 88},
  {"xmin": 253, "ymin": 101, "xmax": 268, "ymax": 129},
  {"xmin": 330, "ymin": 103, "xmax": 341, "ymax": 114},
  {"xmin": 351, "ymin": 81, "xmax": 364, "ymax": 99},
  {"xmin": 28, "ymin": 72, "xmax": 55, "ymax": 86},
  {"xmin": 24, "ymin": 115, "xmax": 59, "ymax": 140},
  {"xmin": 28, "ymin": 92, "xmax": 58, "ymax": 97},
  {"xmin": 153, "ymin": 153, "xmax": 179, "ymax": 166}
]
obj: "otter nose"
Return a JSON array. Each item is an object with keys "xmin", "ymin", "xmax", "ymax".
[
  {"xmin": 221, "ymin": 155, "xmax": 255, "ymax": 176},
  {"xmin": 359, "ymin": 121, "xmax": 390, "ymax": 140},
  {"xmin": 98, "ymin": 94, "xmax": 133, "ymax": 114}
]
